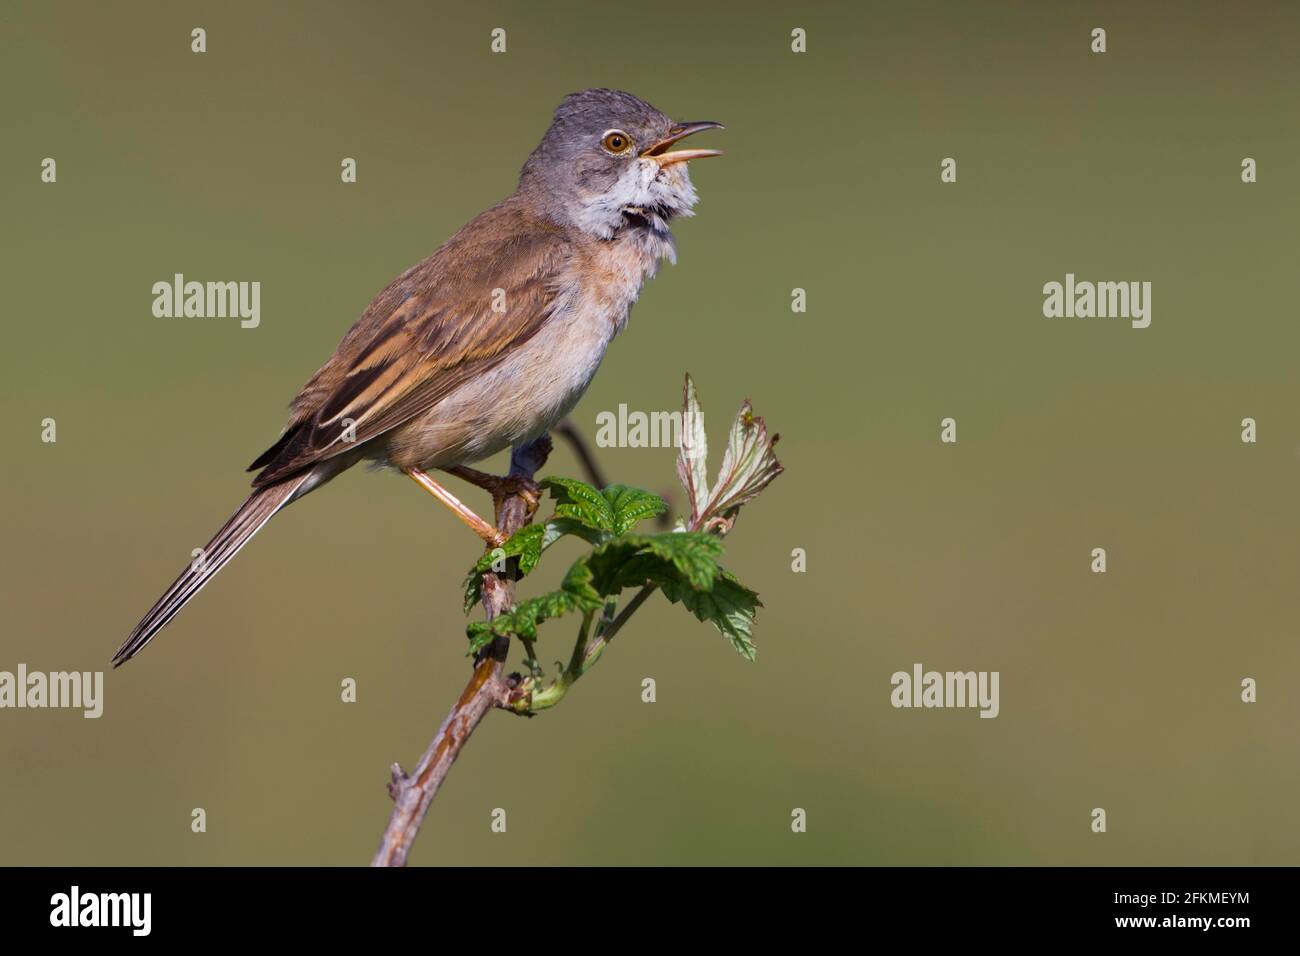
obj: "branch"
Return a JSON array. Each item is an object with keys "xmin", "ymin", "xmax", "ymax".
[
  {"xmin": 370, "ymin": 376, "xmax": 780, "ymax": 860},
  {"xmin": 510, "ymin": 583, "xmax": 656, "ymax": 712},
  {"xmin": 370, "ymin": 435, "xmax": 552, "ymax": 867},
  {"xmin": 553, "ymin": 417, "xmax": 608, "ymax": 490}
]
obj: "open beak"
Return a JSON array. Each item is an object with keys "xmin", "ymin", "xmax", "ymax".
[{"xmin": 641, "ymin": 121, "xmax": 724, "ymax": 167}]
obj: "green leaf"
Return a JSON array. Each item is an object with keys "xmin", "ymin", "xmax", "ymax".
[
  {"xmin": 541, "ymin": 516, "xmax": 606, "ymax": 551},
  {"xmin": 467, "ymin": 590, "xmax": 581, "ymax": 654},
  {"xmin": 541, "ymin": 477, "xmax": 615, "ymax": 533},
  {"xmin": 635, "ymin": 532, "xmax": 723, "ymax": 590},
  {"xmin": 662, "ymin": 569, "xmax": 761, "ymax": 661},
  {"xmin": 558, "ymin": 553, "xmax": 604, "ymax": 611},
  {"xmin": 602, "ymin": 485, "xmax": 668, "ymax": 535},
  {"xmin": 582, "ymin": 539, "xmax": 649, "ymax": 596},
  {"xmin": 464, "ymin": 491, "xmax": 761, "ymax": 663},
  {"xmin": 465, "ymin": 548, "xmax": 605, "ymax": 652},
  {"xmin": 533, "ymin": 481, "xmax": 665, "ymax": 548},
  {"xmin": 462, "ymin": 523, "xmax": 546, "ymax": 613},
  {"xmin": 585, "ymin": 532, "xmax": 723, "ymax": 596}
]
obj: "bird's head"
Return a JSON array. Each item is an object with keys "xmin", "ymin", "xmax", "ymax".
[{"xmin": 520, "ymin": 89, "xmax": 723, "ymax": 239}]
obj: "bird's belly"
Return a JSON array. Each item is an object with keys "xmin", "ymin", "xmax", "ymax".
[{"xmin": 383, "ymin": 295, "xmax": 623, "ymax": 472}]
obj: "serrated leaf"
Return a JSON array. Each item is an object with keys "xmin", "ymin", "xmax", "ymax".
[
  {"xmin": 540, "ymin": 516, "xmax": 605, "ymax": 551},
  {"xmin": 466, "ymin": 622, "xmax": 495, "ymax": 656},
  {"xmin": 541, "ymin": 477, "xmax": 615, "ymax": 532},
  {"xmin": 636, "ymin": 532, "xmax": 723, "ymax": 590},
  {"xmin": 462, "ymin": 523, "xmax": 546, "ymax": 612},
  {"xmin": 467, "ymin": 588, "xmax": 586, "ymax": 653},
  {"xmin": 661, "ymin": 569, "xmax": 761, "ymax": 661},
  {"xmin": 465, "ymin": 545, "xmax": 605, "ymax": 651},
  {"xmin": 585, "ymin": 531, "xmax": 723, "ymax": 596},
  {"xmin": 580, "ymin": 539, "xmax": 649, "ymax": 596},
  {"xmin": 675, "ymin": 374, "xmax": 710, "ymax": 528},
  {"xmin": 700, "ymin": 400, "xmax": 783, "ymax": 526},
  {"xmin": 558, "ymin": 554, "xmax": 604, "ymax": 611},
  {"xmin": 463, "ymin": 405, "xmax": 774, "ymax": 664},
  {"xmin": 602, "ymin": 485, "xmax": 668, "ymax": 535}
]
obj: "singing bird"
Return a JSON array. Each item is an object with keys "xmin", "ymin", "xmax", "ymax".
[{"xmin": 114, "ymin": 89, "xmax": 722, "ymax": 666}]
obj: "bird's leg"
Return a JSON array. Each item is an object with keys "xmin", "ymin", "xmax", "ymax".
[
  {"xmin": 405, "ymin": 468, "xmax": 508, "ymax": 548},
  {"xmin": 446, "ymin": 465, "xmax": 541, "ymax": 521}
]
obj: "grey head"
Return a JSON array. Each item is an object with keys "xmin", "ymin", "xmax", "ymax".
[{"xmin": 518, "ymin": 89, "xmax": 723, "ymax": 240}]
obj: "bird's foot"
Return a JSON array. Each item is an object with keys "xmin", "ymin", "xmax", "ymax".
[{"xmin": 447, "ymin": 467, "xmax": 541, "ymax": 521}]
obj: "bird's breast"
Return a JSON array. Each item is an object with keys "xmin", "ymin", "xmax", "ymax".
[
  {"xmin": 571, "ymin": 232, "xmax": 664, "ymax": 333},
  {"xmin": 486, "ymin": 239, "xmax": 657, "ymax": 429},
  {"xmin": 384, "ymin": 239, "xmax": 658, "ymax": 471}
]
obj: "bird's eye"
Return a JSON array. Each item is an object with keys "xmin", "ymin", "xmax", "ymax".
[{"xmin": 601, "ymin": 130, "xmax": 632, "ymax": 154}]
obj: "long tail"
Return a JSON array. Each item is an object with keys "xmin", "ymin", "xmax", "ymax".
[{"xmin": 113, "ymin": 473, "xmax": 312, "ymax": 667}]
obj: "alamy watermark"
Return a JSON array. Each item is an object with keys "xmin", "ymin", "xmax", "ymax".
[
  {"xmin": 50, "ymin": 886, "xmax": 150, "ymax": 936},
  {"xmin": 152, "ymin": 273, "xmax": 260, "ymax": 328},
  {"xmin": 1042, "ymin": 273, "xmax": 1151, "ymax": 329},
  {"xmin": 890, "ymin": 663, "xmax": 999, "ymax": 718},
  {"xmin": 0, "ymin": 664, "xmax": 103, "ymax": 718},
  {"xmin": 595, "ymin": 404, "xmax": 704, "ymax": 457}
]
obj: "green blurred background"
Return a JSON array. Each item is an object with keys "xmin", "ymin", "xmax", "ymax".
[{"xmin": 3, "ymin": 0, "xmax": 1298, "ymax": 865}]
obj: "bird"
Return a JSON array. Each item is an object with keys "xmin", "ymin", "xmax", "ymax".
[{"xmin": 112, "ymin": 89, "xmax": 723, "ymax": 666}]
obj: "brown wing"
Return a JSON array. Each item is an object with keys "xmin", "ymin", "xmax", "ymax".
[{"xmin": 250, "ymin": 198, "xmax": 570, "ymax": 487}]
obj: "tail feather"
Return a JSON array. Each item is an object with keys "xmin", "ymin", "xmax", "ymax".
[{"xmin": 113, "ymin": 475, "xmax": 310, "ymax": 666}]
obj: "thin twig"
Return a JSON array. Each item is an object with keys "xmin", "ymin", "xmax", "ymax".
[
  {"xmin": 597, "ymin": 584, "xmax": 656, "ymax": 643},
  {"xmin": 370, "ymin": 436, "xmax": 552, "ymax": 867},
  {"xmin": 511, "ymin": 583, "xmax": 656, "ymax": 713},
  {"xmin": 554, "ymin": 417, "xmax": 608, "ymax": 490}
]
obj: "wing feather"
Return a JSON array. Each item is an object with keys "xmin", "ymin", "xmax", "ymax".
[{"xmin": 251, "ymin": 199, "xmax": 570, "ymax": 486}]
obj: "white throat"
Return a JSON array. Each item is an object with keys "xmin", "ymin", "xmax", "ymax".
[{"xmin": 572, "ymin": 158, "xmax": 699, "ymax": 255}]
